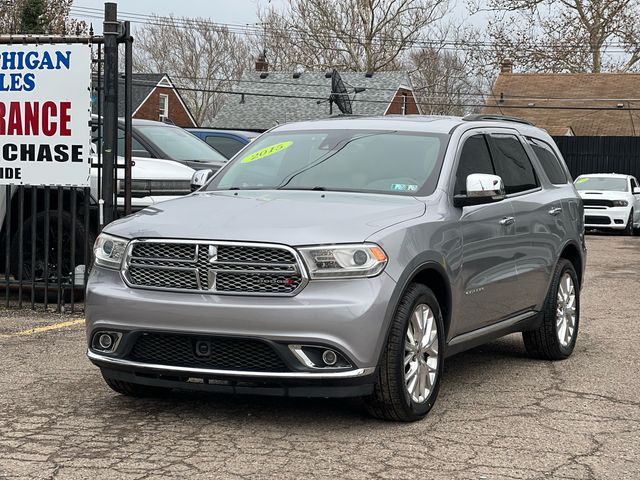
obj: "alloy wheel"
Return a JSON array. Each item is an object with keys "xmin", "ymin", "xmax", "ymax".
[
  {"xmin": 556, "ymin": 273, "xmax": 577, "ymax": 347},
  {"xmin": 404, "ymin": 304, "xmax": 439, "ymax": 403}
]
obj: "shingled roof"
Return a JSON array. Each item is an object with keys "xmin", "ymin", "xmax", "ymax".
[
  {"xmin": 484, "ymin": 72, "xmax": 640, "ymax": 136},
  {"xmin": 210, "ymin": 71, "xmax": 415, "ymax": 131}
]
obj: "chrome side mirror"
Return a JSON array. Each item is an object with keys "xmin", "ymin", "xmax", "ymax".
[
  {"xmin": 190, "ymin": 169, "xmax": 214, "ymax": 192},
  {"xmin": 454, "ymin": 173, "xmax": 506, "ymax": 207}
]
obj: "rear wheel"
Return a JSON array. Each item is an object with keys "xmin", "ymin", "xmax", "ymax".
[
  {"xmin": 101, "ymin": 371, "xmax": 170, "ymax": 397},
  {"xmin": 364, "ymin": 284, "xmax": 444, "ymax": 421},
  {"xmin": 523, "ymin": 259, "xmax": 579, "ymax": 360}
]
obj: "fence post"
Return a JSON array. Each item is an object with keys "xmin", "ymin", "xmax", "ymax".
[
  {"xmin": 124, "ymin": 20, "xmax": 133, "ymax": 216},
  {"xmin": 102, "ymin": 2, "xmax": 119, "ymax": 225}
]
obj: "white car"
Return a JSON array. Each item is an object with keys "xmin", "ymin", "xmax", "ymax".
[{"xmin": 574, "ymin": 173, "xmax": 640, "ymax": 235}]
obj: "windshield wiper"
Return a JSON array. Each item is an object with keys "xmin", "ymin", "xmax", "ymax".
[{"xmin": 280, "ymin": 186, "xmax": 327, "ymax": 191}]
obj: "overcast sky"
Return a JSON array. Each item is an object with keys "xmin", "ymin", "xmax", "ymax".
[
  {"xmin": 72, "ymin": 0, "xmax": 482, "ymax": 34},
  {"xmin": 72, "ymin": 0, "xmax": 287, "ymax": 29}
]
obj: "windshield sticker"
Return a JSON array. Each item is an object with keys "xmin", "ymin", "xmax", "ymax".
[
  {"xmin": 575, "ymin": 178, "xmax": 589, "ymax": 184},
  {"xmin": 391, "ymin": 184, "xmax": 418, "ymax": 192},
  {"xmin": 241, "ymin": 141, "xmax": 293, "ymax": 164}
]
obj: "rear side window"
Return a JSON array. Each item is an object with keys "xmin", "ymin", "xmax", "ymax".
[
  {"xmin": 490, "ymin": 134, "xmax": 539, "ymax": 194},
  {"xmin": 206, "ymin": 136, "xmax": 245, "ymax": 159},
  {"xmin": 527, "ymin": 138, "xmax": 568, "ymax": 184},
  {"xmin": 455, "ymin": 134, "xmax": 495, "ymax": 195},
  {"xmin": 631, "ymin": 178, "xmax": 639, "ymax": 190}
]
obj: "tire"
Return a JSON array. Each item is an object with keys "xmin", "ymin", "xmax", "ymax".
[
  {"xmin": 364, "ymin": 284, "xmax": 445, "ymax": 422},
  {"xmin": 10, "ymin": 211, "xmax": 94, "ymax": 300},
  {"xmin": 101, "ymin": 371, "xmax": 170, "ymax": 397},
  {"xmin": 523, "ymin": 259, "xmax": 579, "ymax": 360},
  {"xmin": 623, "ymin": 210, "xmax": 634, "ymax": 236}
]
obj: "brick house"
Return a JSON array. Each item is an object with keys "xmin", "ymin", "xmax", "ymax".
[
  {"xmin": 211, "ymin": 61, "xmax": 420, "ymax": 131},
  {"xmin": 484, "ymin": 60, "xmax": 640, "ymax": 136},
  {"xmin": 93, "ymin": 73, "xmax": 197, "ymax": 127}
]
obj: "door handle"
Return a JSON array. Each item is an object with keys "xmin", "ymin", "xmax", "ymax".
[
  {"xmin": 499, "ymin": 216, "xmax": 515, "ymax": 226},
  {"xmin": 549, "ymin": 207, "xmax": 562, "ymax": 216}
]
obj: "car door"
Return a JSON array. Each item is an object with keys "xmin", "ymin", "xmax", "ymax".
[
  {"xmin": 452, "ymin": 132, "xmax": 521, "ymax": 334},
  {"xmin": 487, "ymin": 133, "xmax": 565, "ymax": 313}
]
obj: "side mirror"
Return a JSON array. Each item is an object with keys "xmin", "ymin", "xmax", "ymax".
[
  {"xmin": 454, "ymin": 173, "xmax": 506, "ymax": 208},
  {"xmin": 190, "ymin": 169, "xmax": 214, "ymax": 192},
  {"xmin": 634, "ymin": 187, "xmax": 640, "ymax": 194}
]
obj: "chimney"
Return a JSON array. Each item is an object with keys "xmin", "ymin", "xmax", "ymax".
[
  {"xmin": 500, "ymin": 58, "xmax": 513, "ymax": 74},
  {"xmin": 255, "ymin": 51, "xmax": 268, "ymax": 72}
]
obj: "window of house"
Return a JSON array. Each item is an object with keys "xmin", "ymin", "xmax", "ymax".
[
  {"xmin": 454, "ymin": 134, "xmax": 495, "ymax": 195},
  {"xmin": 527, "ymin": 137, "xmax": 568, "ymax": 185},
  {"xmin": 490, "ymin": 134, "xmax": 539, "ymax": 194},
  {"xmin": 401, "ymin": 93, "xmax": 407, "ymax": 115},
  {"xmin": 159, "ymin": 94, "xmax": 169, "ymax": 121}
]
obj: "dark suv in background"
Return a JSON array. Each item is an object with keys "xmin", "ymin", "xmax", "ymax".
[{"xmin": 86, "ymin": 114, "xmax": 586, "ymax": 422}]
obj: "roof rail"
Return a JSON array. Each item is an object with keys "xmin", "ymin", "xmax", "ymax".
[{"xmin": 462, "ymin": 114, "xmax": 534, "ymax": 126}]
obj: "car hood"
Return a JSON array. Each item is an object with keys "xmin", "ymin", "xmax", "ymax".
[
  {"xmin": 578, "ymin": 190, "xmax": 631, "ymax": 200},
  {"xmin": 105, "ymin": 190, "xmax": 426, "ymax": 245},
  {"xmin": 91, "ymin": 156, "xmax": 195, "ymax": 180}
]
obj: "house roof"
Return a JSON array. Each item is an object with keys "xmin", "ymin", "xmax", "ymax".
[
  {"xmin": 210, "ymin": 71, "xmax": 415, "ymax": 131},
  {"xmin": 484, "ymin": 73, "xmax": 640, "ymax": 136}
]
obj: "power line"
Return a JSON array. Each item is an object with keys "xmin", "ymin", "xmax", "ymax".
[
  {"xmin": 125, "ymin": 78, "xmax": 640, "ymax": 111},
  {"xmin": 69, "ymin": 5, "xmax": 640, "ymax": 53}
]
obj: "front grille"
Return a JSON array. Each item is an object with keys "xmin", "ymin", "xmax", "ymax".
[
  {"xmin": 585, "ymin": 215, "xmax": 611, "ymax": 225},
  {"xmin": 129, "ymin": 333, "xmax": 288, "ymax": 372},
  {"xmin": 583, "ymin": 199, "xmax": 614, "ymax": 208},
  {"xmin": 123, "ymin": 240, "xmax": 305, "ymax": 295}
]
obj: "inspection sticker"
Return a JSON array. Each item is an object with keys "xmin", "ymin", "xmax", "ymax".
[
  {"xmin": 241, "ymin": 141, "xmax": 293, "ymax": 163},
  {"xmin": 391, "ymin": 184, "xmax": 418, "ymax": 192},
  {"xmin": 575, "ymin": 178, "xmax": 589, "ymax": 184}
]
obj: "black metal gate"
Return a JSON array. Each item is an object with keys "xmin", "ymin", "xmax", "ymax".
[
  {"xmin": 1, "ymin": 3, "xmax": 133, "ymax": 313},
  {"xmin": 553, "ymin": 136, "xmax": 640, "ymax": 180}
]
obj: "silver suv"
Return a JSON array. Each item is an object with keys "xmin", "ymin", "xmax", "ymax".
[{"xmin": 86, "ymin": 115, "xmax": 586, "ymax": 422}]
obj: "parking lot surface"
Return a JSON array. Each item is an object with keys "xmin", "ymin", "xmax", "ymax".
[{"xmin": 0, "ymin": 235, "xmax": 639, "ymax": 480}]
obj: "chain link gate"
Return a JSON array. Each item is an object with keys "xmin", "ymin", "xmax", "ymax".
[{"xmin": 0, "ymin": 3, "xmax": 134, "ymax": 313}]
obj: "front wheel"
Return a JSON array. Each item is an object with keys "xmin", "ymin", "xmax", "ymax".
[
  {"xmin": 364, "ymin": 284, "xmax": 444, "ymax": 421},
  {"xmin": 523, "ymin": 259, "xmax": 579, "ymax": 360},
  {"xmin": 623, "ymin": 210, "xmax": 634, "ymax": 236}
]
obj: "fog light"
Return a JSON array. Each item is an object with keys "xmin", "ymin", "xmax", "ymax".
[
  {"xmin": 98, "ymin": 333, "xmax": 113, "ymax": 350},
  {"xmin": 322, "ymin": 349, "xmax": 338, "ymax": 366}
]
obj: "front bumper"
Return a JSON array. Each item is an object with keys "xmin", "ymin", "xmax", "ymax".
[
  {"xmin": 584, "ymin": 206, "xmax": 631, "ymax": 229},
  {"xmin": 86, "ymin": 267, "xmax": 396, "ymax": 394}
]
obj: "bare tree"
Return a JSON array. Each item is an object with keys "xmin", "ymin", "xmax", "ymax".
[
  {"xmin": 133, "ymin": 15, "xmax": 250, "ymax": 126},
  {"xmin": 257, "ymin": 0, "xmax": 450, "ymax": 72},
  {"xmin": 471, "ymin": 0, "xmax": 640, "ymax": 73},
  {"xmin": 0, "ymin": 0, "xmax": 85, "ymax": 34}
]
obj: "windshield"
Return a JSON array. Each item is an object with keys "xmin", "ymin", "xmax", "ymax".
[
  {"xmin": 206, "ymin": 129, "xmax": 447, "ymax": 196},
  {"xmin": 575, "ymin": 176, "xmax": 628, "ymax": 192},
  {"xmin": 136, "ymin": 125, "xmax": 227, "ymax": 162}
]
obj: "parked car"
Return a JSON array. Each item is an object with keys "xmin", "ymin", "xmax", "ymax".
[
  {"xmin": 186, "ymin": 128, "xmax": 259, "ymax": 159},
  {"xmin": 574, "ymin": 173, "xmax": 640, "ymax": 235},
  {"xmin": 0, "ymin": 153, "xmax": 194, "ymax": 287},
  {"xmin": 86, "ymin": 114, "xmax": 585, "ymax": 422},
  {"xmin": 93, "ymin": 117, "xmax": 228, "ymax": 172}
]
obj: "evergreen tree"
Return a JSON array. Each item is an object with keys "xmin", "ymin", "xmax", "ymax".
[{"xmin": 19, "ymin": 0, "xmax": 45, "ymax": 34}]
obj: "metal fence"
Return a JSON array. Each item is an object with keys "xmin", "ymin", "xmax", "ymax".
[
  {"xmin": 1, "ymin": 4, "xmax": 133, "ymax": 313},
  {"xmin": 553, "ymin": 136, "xmax": 640, "ymax": 180},
  {"xmin": 2, "ymin": 186, "xmax": 92, "ymax": 313}
]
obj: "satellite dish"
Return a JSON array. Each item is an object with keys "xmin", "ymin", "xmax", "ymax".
[{"xmin": 330, "ymin": 69, "xmax": 353, "ymax": 115}]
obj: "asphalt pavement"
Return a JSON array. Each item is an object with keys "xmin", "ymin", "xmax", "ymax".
[{"xmin": 0, "ymin": 235, "xmax": 639, "ymax": 479}]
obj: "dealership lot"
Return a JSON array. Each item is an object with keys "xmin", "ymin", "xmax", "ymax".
[{"xmin": 0, "ymin": 235, "xmax": 638, "ymax": 480}]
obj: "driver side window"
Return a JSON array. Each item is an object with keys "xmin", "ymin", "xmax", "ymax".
[{"xmin": 455, "ymin": 135, "xmax": 495, "ymax": 195}]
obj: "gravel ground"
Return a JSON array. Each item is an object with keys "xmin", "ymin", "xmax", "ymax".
[{"xmin": 0, "ymin": 235, "xmax": 638, "ymax": 480}]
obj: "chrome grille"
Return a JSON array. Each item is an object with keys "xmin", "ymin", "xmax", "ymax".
[{"xmin": 123, "ymin": 240, "xmax": 305, "ymax": 295}]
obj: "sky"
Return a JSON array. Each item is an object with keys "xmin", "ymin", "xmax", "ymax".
[
  {"xmin": 71, "ymin": 0, "xmax": 482, "ymax": 35},
  {"xmin": 71, "ymin": 0, "xmax": 288, "ymax": 31}
]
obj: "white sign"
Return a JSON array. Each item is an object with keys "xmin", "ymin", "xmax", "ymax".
[{"xmin": 0, "ymin": 43, "xmax": 92, "ymax": 186}]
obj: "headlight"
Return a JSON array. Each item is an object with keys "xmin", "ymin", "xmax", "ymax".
[
  {"xmin": 94, "ymin": 233, "xmax": 129, "ymax": 269},
  {"xmin": 612, "ymin": 200, "xmax": 629, "ymax": 207},
  {"xmin": 299, "ymin": 244, "xmax": 387, "ymax": 279}
]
